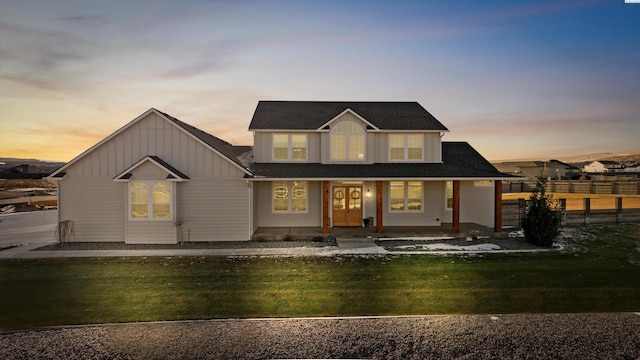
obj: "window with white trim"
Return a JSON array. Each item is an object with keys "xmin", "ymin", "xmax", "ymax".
[
  {"xmin": 273, "ymin": 181, "xmax": 307, "ymax": 212},
  {"xmin": 389, "ymin": 181, "xmax": 423, "ymax": 211},
  {"xmin": 129, "ymin": 181, "xmax": 173, "ymax": 220},
  {"xmin": 390, "ymin": 134, "xmax": 423, "ymax": 160},
  {"xmin": 330, "ymin": 121, "xmax": 365, "ymax": 161},
  {"xmin": 445, "ymin": 181, "xmax": 453, "ymax": 209},
  {"xmin": 273, "ymin": 134, "xmax": 307, "ymax": 160}
]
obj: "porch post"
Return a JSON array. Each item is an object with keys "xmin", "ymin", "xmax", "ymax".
[
  {"xmin": 322, "ymin": 181, "xmax": 329, "ymax": 234},
  {"xmin": 494, "ymin": 180, "xmax": 502, "ymax": 232},
  {"xmin": 376, "ymin": 181, "xmax": 383, "ymax": 233},
  {"xmin": 452, "ymin": 180, "xmax": 460, "ymax": 233}
]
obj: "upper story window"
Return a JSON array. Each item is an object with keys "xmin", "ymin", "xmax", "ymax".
[
  {"xmin": 273, "ymin": 134, "xmax": 307, "ymax": 161},
  {"xmin": 330, "ymin": 121, "xmax": 365, "ymax": 161},
  {"xmin": 390, "ymin": 134, "xmax": 423, "ymax": 161}
]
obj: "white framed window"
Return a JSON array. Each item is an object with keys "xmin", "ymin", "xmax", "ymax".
[
  {"xmin": 129, "ymin": 181, "xmax": 173, "ymax": 220},
  {"xmin": 273, "ymin": 181, "xmax": 308, "ymax": 212},
  {"xmin": 330, "ymin": 121, "xmax": 365, "ymax": 161},
  {"xmin": 389, "ymin": 134, "xmax": 423, "ymax": 161},
  {"xmin": 273, "ymin": 134, "xmax": 307, "ymax": 161},
  {"xmin": 445, "ymin": 181, "xmax": 453, "ymax": 209},
  {"xmin": 389, "ymin": 181, "xmax": 423, "ymax": 212}
]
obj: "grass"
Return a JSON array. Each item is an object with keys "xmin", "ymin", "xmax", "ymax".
[{"xmin": 1, "ymin": 224, "xmax": 639, "ymax": 331}]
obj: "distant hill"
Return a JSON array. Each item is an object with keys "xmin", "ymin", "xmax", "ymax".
[
  {"xmin": 0, "ymin": 158, "xmax": 64, "ymax": 172},
  {"xmin": 492, "ymin": 151, "xmax": 640, "ymax": 164}
]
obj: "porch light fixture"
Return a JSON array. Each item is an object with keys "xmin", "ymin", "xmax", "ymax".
[{"xmin": 366, "ymin": 189, "xmax": 371, "ymax": 198}]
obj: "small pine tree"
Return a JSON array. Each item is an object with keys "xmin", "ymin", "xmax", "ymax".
[{"xmin": 522, "ymin": 171, "xmax": 562, "ymax": 247}]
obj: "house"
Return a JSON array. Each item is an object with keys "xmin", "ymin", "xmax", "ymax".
[
  {"xmin": 48, "ymin": 109, "xmax": 254, "ymax": 243},
  {"xmin": 583, "ymin": 160, "xmax": 624, "ymax": 173},
  {"xmin": 494, "ymin": 159, "xmax": 580, "ymax": 180},
  {"xmin": 48, "ymin": 102, "xmax": 515, "ymax": 244},
  {"xmin": 0, "ymin": 164, "xmax": 52, "ymax": 179}
]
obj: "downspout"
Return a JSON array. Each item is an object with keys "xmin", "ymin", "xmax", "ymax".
[
  {"xmin": 248, "ymin": 180, "xmax": 254, "ymax": 240},
  {"xmin": 56, "ymin": 181, "xmax": 61, "ymax": 242}
]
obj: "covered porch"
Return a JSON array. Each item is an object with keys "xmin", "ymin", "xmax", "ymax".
[
  {"xmin": 252, "ymin": 223, "xmax": 505, "ymax": 241},
  {"xmin": 320, "ymin": 180, "xmax": 503, "ymax": 234}
]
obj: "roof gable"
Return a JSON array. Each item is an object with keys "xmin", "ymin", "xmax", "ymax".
[
  {"xmin": 49, "ymin": 108, "xmax": 252, "ymax": 179},
  {"xmin": 248, "ymin": 101, "xmax": 449, "ymax": 131},
  {"xmin": 316, "ymin": 108, "xmax": 379, "ymax": 131},
  {"xmin": 114, "ymin": 155, "xmax": 189, "ymax": 182}
]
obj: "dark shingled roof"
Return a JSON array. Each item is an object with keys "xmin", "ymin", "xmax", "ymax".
[
  {"xmin": 148, "ymin": 155, "xmax": 190, "ymax": 180},
  {"xmin": 249, "ymin": 142, "xmax": 514, "ymax": 179},
  {"xmin": 156, "ymin": 109, "xmax": 250, "ymax": 170},
  {"xmin": 248, "ymin": 101, "xmax": 449, "ymax": 131}
]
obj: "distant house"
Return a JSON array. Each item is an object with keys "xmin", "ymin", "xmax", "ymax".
[
  {"xmin": 622, "ymin": 163, "xmax": 640, "ymax": 173},
  {"xmin": 494, "ymin": 160, "xmax": 579, "ymax": 180},
  {"xmin": 0, "ymin": 164, "xmax": 51, "ymax": 179},
  {"xmin": 48, "ymin": 102, "xmax": 515, "ymax": 244},
  {"xmin": 583, "ymin": 160, "xmax": 624, "ymax": 173}
]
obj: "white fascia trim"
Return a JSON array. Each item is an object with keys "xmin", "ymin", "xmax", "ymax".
[
  {"xmin": 113, "ymin": 156, "xmax": 189, "ymax": 182},
  {"xmin": 49, "ymin": 108, "xmax": 252, "ymax": 178},
  {"xmin": 315, "ymin": 108, "xmax": 380, "ymax": 131},
  {"xmin": 252, "ymin": 129, "xmax": 310, "ymax": 133},
  {"xmin": 158, "ymin": 114, "xmax": 253, "ymax": 177},
  {"xmin": 49, "ymin": 108, "xmax": 158, "ymax": 178},
  {"xmin": 247, "ymin": 177, "xmax": 523, "ymax": 182},
  {"xmin": 384, "ymin": 130, "xmax": 450, "ymax": 133}
]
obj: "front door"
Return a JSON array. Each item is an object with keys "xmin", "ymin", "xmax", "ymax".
[{"xmin": 332, "ymin": 186, "xmax": 363, "ymax": 226}]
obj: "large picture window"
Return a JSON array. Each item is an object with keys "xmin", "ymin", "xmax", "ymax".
[
  {"xmin": 273, "ymin": 181, "xmax": 308, "ymax": 212},
  {"xmin": 390, "ymin": 181, "xmax": 423, "ymax": 211},
  {"xmin": 330, "ymin": 121, "xmax": 365, "ymax": 161},
  {"xmin": 130, "ymin": 181, "xmax": 172, "ymax": 220},
  {"xmin": 273, "ymin": 134, "xmax": 307, "ymax": 160},
  {"xmin": 390, "ymin": 134, "xmax": 423, "ymax": 160}
]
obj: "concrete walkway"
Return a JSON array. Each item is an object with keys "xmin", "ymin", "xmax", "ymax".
[
  {"xmin": 0, "ymin": 238, "xmax": 555, "ymax": 259},
  {"xmin": 1, "ymin": 211, "xmax": 552, "ymax": 259}
]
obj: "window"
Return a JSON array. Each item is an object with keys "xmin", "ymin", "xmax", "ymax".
[
  {"xmin": 390, "ymin": 134, "xmax": 423, "ymax": 160},
  {"xmin": 389, "ymin": 181, "xmax": 423, "ymax": 211},
  {"xmin": 130, "ymin": 181, "xmax": 172, "ymax": 220},
  {"xmin": 330, "ymin": 121, "xmax": 365, "ymax": 161},
  {"xmin": 273, "ymin": 134, "xmax": 307, "ymax": 160},
  {"xmin": 445, "ymin": 181, "xmax": 453, "ymax": 209},
  {"xmin": 273, "ymin": 181, "xmax": 307, "ymax": 212}
]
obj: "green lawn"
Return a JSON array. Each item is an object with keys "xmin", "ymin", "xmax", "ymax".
[{"xmin": 1, "ymin": 224, "xmax": 639, "ymax": 331}]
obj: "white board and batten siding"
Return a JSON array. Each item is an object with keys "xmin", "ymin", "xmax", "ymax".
[
  {"xmin": 178, "ymin": 179, "xmax": 250, "ymax": 242},
  {"xmin": 459, "ymin": 181, "xmax": 495, "ymax": 228},
  {"xmin": 383, "ymin": 181, "xmax": 442, "ymax": 226},
  {"xmin": 58, "ymin": 178, "xmax": 125, "ymax": 242},
  {"xmin": 253, "ymin": 181, "xmax": 321, "ymax": 227},
  {"xmin": 437, "ymin": 181, "xmax": 495, "ymax": 228},
  {"xmin": 58, "ymin": 111, "xmax": 251, "ymax": 243}
]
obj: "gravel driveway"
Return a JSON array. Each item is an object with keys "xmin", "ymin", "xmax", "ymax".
[{"xmin": 2, "ymin": 313, "xmax": 639, "ymax": 359}]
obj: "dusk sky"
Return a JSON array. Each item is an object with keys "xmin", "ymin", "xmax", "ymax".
[{"xmin": 0, "ymin": 0, "xmax": 638, "ymax": 162}]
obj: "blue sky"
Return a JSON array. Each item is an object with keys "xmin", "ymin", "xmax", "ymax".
[{"xmin": 0, "ymin": 0, "xmax": 638, "ymax": 161}]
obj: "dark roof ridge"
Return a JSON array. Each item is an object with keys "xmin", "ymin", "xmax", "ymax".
[
  {"xmin": 154, "ymin": 109, "xmax": 250, "ymax": 172},
  {"xmin": 249, "ymin": 101, "xmax": 449, "ymax": 131}
]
